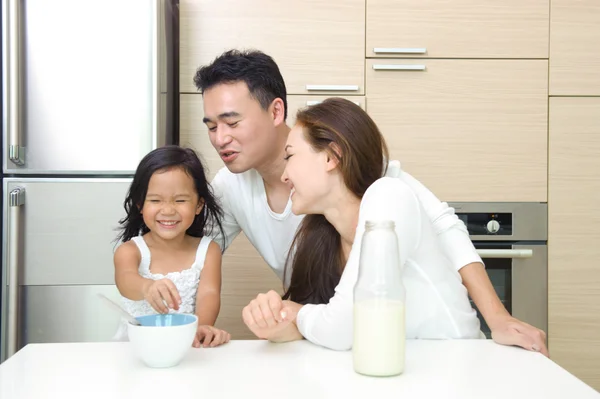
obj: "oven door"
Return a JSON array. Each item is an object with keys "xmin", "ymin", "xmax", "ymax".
[{"xmin": 473, "ymin": 243, "xmax": 548, "ymax": 338}]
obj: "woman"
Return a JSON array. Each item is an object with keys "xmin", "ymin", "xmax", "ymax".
[{"xmin": 242, "ymin": 98, "xmax": 494, "ymax": 350}]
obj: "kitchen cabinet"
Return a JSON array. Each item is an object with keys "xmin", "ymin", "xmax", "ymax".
[
  {"xmin": 180, "ymin": 0, "xmax": 365, "ymax": 95},
  {"xmin": 548, "ymin": 97, "xmax": 600, "ymax": 391},
  {"xmin": 366, "ymin": 0, "xmax": 549, "ymax": 58},
  {"xmin": 550, "ymin": 0, "xmax": 600, "ymax": 95},
  {"xmin": 365, "ymin": 59, "xmax": 548, "ymax": 202},
  {"xmin": 214, "ymin": 233, "xmax": 282, "ymax": 339}
]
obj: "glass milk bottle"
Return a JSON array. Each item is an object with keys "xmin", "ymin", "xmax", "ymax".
[{"xmin": 353, "ymin": 220, "xmax": 406, "ymax": 377}]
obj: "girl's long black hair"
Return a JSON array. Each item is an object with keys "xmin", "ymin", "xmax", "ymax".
[{"xmin": 116, "ymin": 145, "xmax": 226, "ymax": 251}]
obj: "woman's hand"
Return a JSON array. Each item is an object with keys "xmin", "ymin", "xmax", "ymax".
[
  {"xmin": 142, "ymin": 278, "xmax": 181, "ymax": 314},
  {"xmin": 193, "ymin": 325, "xmax": 231, "ymax": 348},
  {"xmin": 489, "ymin": 314, "xmax": 549, "ymax": 357},
  {"xmin": 242, "ymin": 290, "xmax": 303, "ymax": 342}
]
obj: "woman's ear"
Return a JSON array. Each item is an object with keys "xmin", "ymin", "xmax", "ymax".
[
  {"xmin": 196, "ymin": 198, "xmax": 205, "ymax": 215},
  {"xmin": 270, "ymin": 98, "xmax": 286, "ymax": 127},
  {"xmin": 325, "ymin": 142, "xmax": 342, "ymax": 172}
]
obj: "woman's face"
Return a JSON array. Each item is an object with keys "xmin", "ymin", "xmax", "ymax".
[{"xmin": 281, "ymin": 124, "xmax": 336, "ymax": 215}]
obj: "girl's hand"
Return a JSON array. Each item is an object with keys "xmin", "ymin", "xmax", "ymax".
[
  {"xmin": 142, "ymin": 278, "xmax": 181, "ymax": 314},
  {"xmin": 193, "ymin": 325, "xmax": 231, "ymax": 348}
]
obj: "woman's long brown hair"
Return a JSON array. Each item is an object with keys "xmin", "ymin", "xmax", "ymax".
[{"xmin": 282, "ymin": 98, "xmax": 389, "ymax": 305}]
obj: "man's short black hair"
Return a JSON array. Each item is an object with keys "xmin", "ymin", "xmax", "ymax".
[{"xmin": 194, "ymin": 49, "xmax": 288, "ymax": 120}]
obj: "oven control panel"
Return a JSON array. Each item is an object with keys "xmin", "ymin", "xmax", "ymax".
[{"xmin": 456, "ymin": 212, "xmax": 513, "ymax": 235}]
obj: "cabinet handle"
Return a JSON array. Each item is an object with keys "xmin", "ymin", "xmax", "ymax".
[
  {"xmin": 372, "ymin": 64, "xmax": 426, "ymax": 71},
  {"xmin": 373, "ymin": 47, "xmax": 427, "ymax": 54},
  {"xmin": 305, "ymin": 85, "xmax": 359, "ymax": 92},
  {"xmin": 306, "ymin": 100, "xmax": 360, "ymax": 106}
]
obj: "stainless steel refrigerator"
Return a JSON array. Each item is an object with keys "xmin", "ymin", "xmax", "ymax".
[{"xmin": 1, "ymin": 0, "xmax": 179, "ymax": 362}]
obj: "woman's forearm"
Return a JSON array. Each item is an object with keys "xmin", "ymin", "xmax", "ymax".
[{"xmin": 459, "ymin": 262, "xmax": 510, "ymax": 327}]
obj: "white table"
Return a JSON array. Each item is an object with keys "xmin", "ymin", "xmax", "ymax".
[{"xmin": 0, "ymin": 340, "xmax": 598, "ymax": 398}]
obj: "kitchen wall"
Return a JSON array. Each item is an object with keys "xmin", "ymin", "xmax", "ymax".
[{"xmin": 178, "ymin": 0, "xmax": 600, "ymax": 390}]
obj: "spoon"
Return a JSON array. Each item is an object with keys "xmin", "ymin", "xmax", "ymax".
[{"xmin": 97, "ymin": 293, "xmax": 141, "ymax": 326}]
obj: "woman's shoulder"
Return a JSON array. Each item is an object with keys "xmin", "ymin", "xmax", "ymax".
[
  {"xmin": 363, "ymin": 177, "xmax": 416, "ymax": 202},
  {"xmin": 360, "ymin": 177, "xmax": 421, "ymax": 220}
]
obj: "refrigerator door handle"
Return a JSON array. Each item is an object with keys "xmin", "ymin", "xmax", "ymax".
[
  {"xmin": 7, "ymin": 187, "xmax": 25, "ymax": 358},
  {"xmin": 152, "ymin": 0, "xmax": 161, "ymax": 149},
  {"xmin": 7, "ymin": 0, "xmax": 25, "ymax": 166}
]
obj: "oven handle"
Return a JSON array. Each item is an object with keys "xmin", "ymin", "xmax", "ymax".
[{"xmin": 476, "ymin": 249, "xmax": 533, "ymax": 259}]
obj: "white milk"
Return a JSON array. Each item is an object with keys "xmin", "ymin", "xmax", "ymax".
[{"xmin": 353, "ymin": 299, "xmax": 405, "ymax": 376}]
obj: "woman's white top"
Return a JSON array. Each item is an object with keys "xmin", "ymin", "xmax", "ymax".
[{"xmin": 296, "ymin": 177, "xmax": 482, "ymax": 350}]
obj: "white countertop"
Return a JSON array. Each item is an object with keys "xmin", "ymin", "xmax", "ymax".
[{"xmin": 0, "ymin": 340, "xmax": 598, "ymax": 399}]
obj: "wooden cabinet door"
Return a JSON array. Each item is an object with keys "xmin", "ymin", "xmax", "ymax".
[
  {"xmin": 550, "ymin": 0, "xmax": 600, "ymax": 95},
  {"xmin": 214, "ymin": 234, "xmax": 282, "ymax": 340},
  {"xmin": 549, "ymin": 97, "xmax": 600, "ymax": 391},
  {"xmin": 180, "ymin": 0, "xmax": 365, "ymax": 95},
  {"xmin": 366, "ymin": 59, "xmax": 548, "ymax": 202},
  {"xmin": 366, "ymin": 0, "xmax": 549, "ymax": 58}
]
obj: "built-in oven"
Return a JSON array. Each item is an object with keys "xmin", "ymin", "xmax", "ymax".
[{"xmin": 449, "ymin": 202, "xmax": 547, "ymax": 338}]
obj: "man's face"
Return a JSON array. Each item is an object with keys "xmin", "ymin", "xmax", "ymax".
[{"xmin": 202, "ymin": 81, "xmax": 282, "ymax": 174}]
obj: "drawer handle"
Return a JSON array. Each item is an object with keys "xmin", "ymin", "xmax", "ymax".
[
  {"xmin": 373, "ymin": 47, "xmax": 427, "ymax": 54},
  {"xmin": 476, "ymin": 249, "xmax": 533, "ymax": 259},
  {"xmin": 372, "ymin": 64, "xmax": 426, "ymax": 71},
  {"xmin": 305, "ymin": 85, "xmax": 359, "ymax": 91},
  {"xmin": 306, "ymin": 100, "xmax": 360, "ymax": 106}
]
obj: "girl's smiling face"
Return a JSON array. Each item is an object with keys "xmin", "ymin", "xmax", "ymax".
[{"xmin": 141, "ymin": 167, "xmax": 203, "ymax": 240}]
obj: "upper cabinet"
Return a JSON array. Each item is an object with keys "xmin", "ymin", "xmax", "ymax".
[
  {"xmin": 366, "ymin": 0, "xmax": 550, "ymax": 58},
  {"xmin": 550, "ymin": 0, "xmax": 600, "ymax": 95},
  {"xmin": 180, "ymin": 0, "xmax": 365, "ymax": 95},
  {"xmin": 366, "ymin": 59, "xmax": 548, "ymax": 202}
]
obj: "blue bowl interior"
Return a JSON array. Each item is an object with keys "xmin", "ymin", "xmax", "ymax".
[{"xmin": 135, "ymin": 314, "xmax": 197, "ymax": 327}]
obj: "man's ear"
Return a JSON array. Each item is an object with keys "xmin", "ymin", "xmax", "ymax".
[
  {"xmin": 271, "ymin": 98, "xmax": 286, "ymax": 127},
  {"xmin": 325, "ymin": 142, "xmax": 342, "ymax": 172}
]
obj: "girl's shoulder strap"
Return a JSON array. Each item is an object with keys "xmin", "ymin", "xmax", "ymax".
[
  {"xmin": 193, "ymin": 236, "xmax": 213, "ymax": 272},
  {"xmin": 130, "ymin": 236, "xmax": 151, "ymax": 273}
]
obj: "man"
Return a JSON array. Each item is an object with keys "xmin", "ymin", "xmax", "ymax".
[{"xmin": 193, "ymin": 49, "xmax": 548, "ymax": 356}]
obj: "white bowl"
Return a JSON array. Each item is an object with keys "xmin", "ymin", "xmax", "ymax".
[{"xmin": 127, "ymin": 313, "xmax": 198, "ymax": 368}]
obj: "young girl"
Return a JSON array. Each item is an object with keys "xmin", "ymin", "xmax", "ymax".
[{"xmin": 113, "ymin": 145, "xmax": 230, "ymax": 348}]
